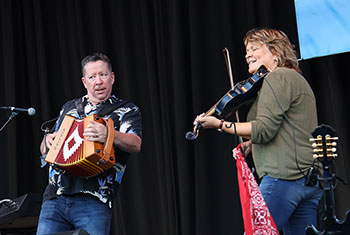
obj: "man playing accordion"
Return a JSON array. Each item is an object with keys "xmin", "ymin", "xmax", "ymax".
[{"xmin": 37, "ymin": 53, "xmax": 142, "ymax": 235}]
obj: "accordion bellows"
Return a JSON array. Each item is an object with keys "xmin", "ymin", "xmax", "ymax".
[{"xmin": 45, "ymin": 114, "xmax": 116, "ymax": 177}]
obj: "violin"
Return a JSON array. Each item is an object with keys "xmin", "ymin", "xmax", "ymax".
[{"xmin": 185, "ymin": 65, "xmax": 269, "ymax": 141}]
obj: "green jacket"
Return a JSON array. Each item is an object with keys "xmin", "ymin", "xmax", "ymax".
[{"xmin": 247, "ymin": 67, "xmax": 317, "ymax": 180}]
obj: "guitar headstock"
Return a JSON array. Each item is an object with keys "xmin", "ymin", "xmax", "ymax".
[{"xmin": 310, "ymin": 124, "xmax": 339, "ymax": 161}]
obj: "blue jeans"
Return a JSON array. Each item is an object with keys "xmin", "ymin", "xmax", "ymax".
[
  {"xmin": 259, "ymin": 175, "xmax": 323, "ymax": 235},
  {"xmin": 36, "ymin": 194, "xmax": 112, "ymax": 235}
]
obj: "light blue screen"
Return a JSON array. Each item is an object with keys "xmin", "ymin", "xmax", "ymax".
[{"xmin": 295, "ymin": 0, "xmax": 350, "ymax": 60}]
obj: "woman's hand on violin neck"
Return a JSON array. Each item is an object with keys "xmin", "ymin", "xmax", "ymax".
[{"xmin": 195, "ymin": 115, "xmax": 220, "ymax": 129}]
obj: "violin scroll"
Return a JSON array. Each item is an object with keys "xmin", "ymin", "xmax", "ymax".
[{"xmin": 185, "ymin": 122, "xmax": 202, "ymax": 140}]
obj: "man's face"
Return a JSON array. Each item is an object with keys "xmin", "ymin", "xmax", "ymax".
[{"xmin": 81, "ymin": 60, "xmax": 115, "ymax": 105}]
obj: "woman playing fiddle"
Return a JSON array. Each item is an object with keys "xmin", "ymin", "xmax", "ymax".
[{"xmin": 194, "ymin": 28, "xmax": 322, "ymax": 234}]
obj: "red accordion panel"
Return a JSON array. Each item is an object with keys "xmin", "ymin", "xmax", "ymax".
[{"xmin": 45, "ymin": 114, "xmax": 116, "ymax": 177}]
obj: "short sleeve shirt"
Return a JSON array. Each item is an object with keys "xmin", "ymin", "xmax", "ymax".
[{"xmin": 42, "ymin": 95, "xmax": 142, "ymax": 208}]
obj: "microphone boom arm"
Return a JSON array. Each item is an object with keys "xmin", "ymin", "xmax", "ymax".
[{"xmin": 0, "ymin": 111, "xmax": 19, "ymax": 133}]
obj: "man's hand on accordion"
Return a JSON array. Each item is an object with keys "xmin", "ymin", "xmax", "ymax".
[
  {"xmin": 83, "ymin": 120, "xmax": 108, "ymax": 144},
  {"xmin": 40, "ymin": 132, "xmax": 57, "ymax": 155}
]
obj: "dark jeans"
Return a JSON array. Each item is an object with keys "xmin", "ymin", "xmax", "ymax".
[
  {"xmin": 36, "ymin": 194, "xmax": 111, "ymax": 235},
  {"xmin": 260, "ymin": 175, "xmax": 323, "ymax": 235}
]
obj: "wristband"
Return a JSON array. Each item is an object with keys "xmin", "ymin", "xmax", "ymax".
[{"xmin": 217, "ymin": 119, "xmax": 224, "ymax": 132}]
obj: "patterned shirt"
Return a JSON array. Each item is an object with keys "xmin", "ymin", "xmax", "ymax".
[{"xmin": 42, "ymin": 95, "xmax": 142, "ymax": 208}]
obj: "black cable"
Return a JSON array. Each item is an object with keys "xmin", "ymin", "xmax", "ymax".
[
  {"xmin": 233, "ymin": 121, "xmax": 239, "ymax": 144},
  {"xmin": 264, "ymin": 78, "xmax": 306, "ymax": 176},
  {"xmin": 325, "ymin": 59, "xmax": 350, "ymax": 191},
  {"xmin": 40, "ymin": 116, "xmax": 59, "ymax": 132},
  {"xmin": 39, "ymin": 116, "xmax": 59, "ymax": 167}
]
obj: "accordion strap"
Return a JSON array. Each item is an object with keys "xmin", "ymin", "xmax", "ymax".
[
  {"xmin": 75, "ymin": 99, "xmax": 86, "ymax": 118},
  {"xmin": 101, "ymin": 117, "xmax": 115, "ymax": 164}
]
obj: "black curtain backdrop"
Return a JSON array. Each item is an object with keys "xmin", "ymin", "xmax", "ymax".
[{"xmin": 1, "ymin": 0, "xmax": 349, "ymax": 234}]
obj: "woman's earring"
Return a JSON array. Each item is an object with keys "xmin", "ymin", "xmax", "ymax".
[{"xmin": 274, "ymin": 58, "xmax": 279, "ymax": 64}]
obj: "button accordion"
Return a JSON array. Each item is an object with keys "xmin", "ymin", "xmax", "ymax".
[{"xmin": 45, "ymin": 114, "xmax": 116, "ymax": 177}]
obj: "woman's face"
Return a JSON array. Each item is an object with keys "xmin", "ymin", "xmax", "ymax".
[{"xmin": 245, "ymin": 42, "xmax": 277, "ymax": 74}]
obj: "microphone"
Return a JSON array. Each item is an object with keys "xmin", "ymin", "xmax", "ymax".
[{"xmin": 0, "ymin": 106, "xmax": 36, "ymax": 116}]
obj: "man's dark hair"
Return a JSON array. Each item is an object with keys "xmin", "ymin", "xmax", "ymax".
[{"xmin": 81, "ymin": 53, "xmax": 113, "ymax": 76}]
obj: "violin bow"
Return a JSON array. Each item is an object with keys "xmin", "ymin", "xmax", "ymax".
[{"xmin": 222, "ymin": 48, "xmax": 243, "ymax": 143}]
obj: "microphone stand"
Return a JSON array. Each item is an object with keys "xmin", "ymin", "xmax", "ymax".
[{"xmin": 0, "ymin": 111, "xmax": 19, "ymax": 133}]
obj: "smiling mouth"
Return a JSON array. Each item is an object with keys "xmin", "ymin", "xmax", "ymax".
[{"xmin": 248, "ymin": 59, "xmax": 257, "ymax": 65}]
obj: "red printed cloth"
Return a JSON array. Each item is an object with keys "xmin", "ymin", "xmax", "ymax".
[{"xmin": 233, "ymin": 143, "xmax": 279, "ymax": 235}]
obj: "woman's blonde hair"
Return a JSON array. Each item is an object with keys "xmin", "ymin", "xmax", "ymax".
[{"xmin": 244, "ymin": 28, "xmax": 301, "ymax": 73}]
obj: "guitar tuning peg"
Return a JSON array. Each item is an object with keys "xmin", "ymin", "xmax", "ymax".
[
  {"xmin": 327, "ymin": 153, "xmax": 338, "ymax": 158},
  {"xmin": 309, "ymin": 136, "xmax": 322, "ymax": 142},
  {"xmin": 312, "ymin": 142, "xmax": 322, "ymax": 148},
  {"xmin": 325, "ymin": 136, "xmax": 339, "ymax": 141},
  {"xmin": 311, "ymin": 125, "xmax": 339, "ymax": 161}
]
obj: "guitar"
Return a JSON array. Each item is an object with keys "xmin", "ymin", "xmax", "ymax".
[{"xmin": 306, "ymin": 124, "xmax": 350, "ymax": 234}]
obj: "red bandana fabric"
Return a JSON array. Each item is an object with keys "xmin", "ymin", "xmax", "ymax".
[{"xmin": 233, "ymin": 143, "xmax": 279, "ymax": 235}]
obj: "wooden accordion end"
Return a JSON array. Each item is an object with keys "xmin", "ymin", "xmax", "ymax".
[{"xmin": 45, "ymin": 114, "xmax": 115, "ymax": 177}]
